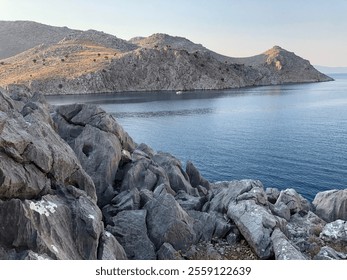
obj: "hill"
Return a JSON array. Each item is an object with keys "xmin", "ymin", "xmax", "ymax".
[{"xmin": 0, "ymin": 21, "xmax": 332, "ymax": 95}]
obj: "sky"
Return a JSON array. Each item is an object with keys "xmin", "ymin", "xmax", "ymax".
[{"xmin": 1, "ymin": 0, "xmax": 346, "ymax": 66}]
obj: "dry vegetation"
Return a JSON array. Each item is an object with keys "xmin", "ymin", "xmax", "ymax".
[{"xmin": 0, "ymin": 40, "xmax": 122, "ymax": 87}]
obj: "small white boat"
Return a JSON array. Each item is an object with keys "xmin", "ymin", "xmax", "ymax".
[{"xmin": 176, "ymin": 90, "xmax": 183, "ymax": 95}]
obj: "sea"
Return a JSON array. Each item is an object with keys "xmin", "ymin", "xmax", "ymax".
[{"xmin": 46, "ymin": 73, "xmax": 347, "ymax": 201}]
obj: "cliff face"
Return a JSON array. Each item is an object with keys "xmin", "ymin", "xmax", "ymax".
[
  {"xmin": 0, "ymin": 21, "xmax": 332, "ymax": 95},
  {"xmin": 0, "ymin": 88, "xmax": 346, "ymax": 260}
]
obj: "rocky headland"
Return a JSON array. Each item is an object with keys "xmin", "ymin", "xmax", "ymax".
[
  {"xmin": 0, "ymin": 87, "xmax": 346, "ymax": 260},
  {"xmin": 0, "ymin": 21, "xmax": 332, "ymax": 95}
]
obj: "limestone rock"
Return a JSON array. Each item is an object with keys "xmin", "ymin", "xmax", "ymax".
[
  {"xmin": 157, "ymin": 243, "xmax": 184, "ymax": 260},
  {"xmin": 275, "ymin": 188, "xmax": 310, "ymax": 215},
  {"xmin": 139, "ymin": 189, "xmax": 154, "ymax": 207},
  {"xmin": 106, "ymin": 210, "xmax": 156, "ymax": 260},
  {"xmin": 213, "ymin": 213, "xmax": 232, "ymax": 239},
  {"xmin": 176, "ymin": 191, "xmax": 205, "ymax": 211},
  {"xmin": 285, "ymin": 211, "xmax": 326, "ymax": 257},
  {"xmin": 1, "ymin": 249, "xmax": 52, "ymax": 260},
  {"xmin": 186, "ymin": 161, "xmax": 210, "ymax": 190},
  {"xmin": 227, "ymin": 200, "xmax": 276, "ymax": 259},
  {"xmin": 102, "ymin": 189, "xmax": 140, "ymax": 225},
  {"xmin": 53, "ymin": 103, "xmax": 135, "ymax": 206},
  {"xmin": 120, "ymin": 157, "xmax": 171, "ymax": 193},
  {"xmin": 0, "ymin": 94, "xmax": 96, "ymax": 201},
  {"xmin": 271, "ymin": 228, "xmax": 307, "ymax": 260},
  {"xmin": 72, "ymin": 124, "xmax": 122, "ymax": 206},
  {"xmin": 153, "ymin": 153, "xmax": 198, "ymax": 196},
  {"xmin": 266, "ymin": 187, "xmax": 280, "ymax": 204},
  {"xmin": 312, "ymin": 189, "xmax": 347, "ymax": 222},
  {"xmin": 144, "ymin": 193, "xmax": 196, "ymax": 251},
  {"xmin": 187, "ymin": 210, "xmax": 216, "ymax": 242},
  {"xmin": 320, "ymin": 220, "xmax": 347, "ymax": 243},
  {"xmin": 97, "ymin": 231, "xmax": 128, "ymax": 260},
  {"xmin": 270, "ymin": 201, "xmax": 291, "ymax": 221},
  {"xmin": 313, "ymin": 246, "xmax": 347, "ymax": 260},
  {"xmin": 208, "ymin": 180, "xmax": 266, "ymax": 213},
  {"xmin": 0, "ymin": 186, "xmax": 103, "ymax": 260}
]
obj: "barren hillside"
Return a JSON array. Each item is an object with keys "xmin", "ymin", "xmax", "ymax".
[{"xmin": 0, "ymin": 21, "xmax": 332, "ymax": 95}]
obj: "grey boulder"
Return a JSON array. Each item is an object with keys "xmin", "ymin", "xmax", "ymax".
[
  {"xmin": 157, "ymin": 243, "xmax": 184, "ymax": 260},
  {"xmin": 320, "ymin": 219, "xmax": 347, "ymax": 243},
  {"xmin": 145, "ymin": 193, "xmax": 196, "ymax": 251},
  {"xmin": 271, "ymin": 228, "xmax": 307, "ymax": 260},
  {"xmin": 312, "ymin": 189, "xmax": 347, "ymax": 222},
  {"xmin": 208, "ymin": 180, "xmax": 267, "ymax": 214},
  {"xmin": 0, "ymin": 186, "xmax": 103, "ymax": 260},
  {"xmin": 106, "ymin": 210, "xmax": 156, "ymax": 260},
  {"xmin": 153, "ymin": 153, "xmax": 198, "ymax": 196},
  {"xmin": 275, "ymin": 188, "xmax": 310, "ymax": 215},
  {"xmin": 313, "ymin": 246, "xmax": 347, "ymax": 260},
  {"xmin": 97, "ymin": 231, "xmax": 128, "ymax": 260},
  {"xmin": 227, "ymin": 200, "xmax": 276, "ymax": 259}
]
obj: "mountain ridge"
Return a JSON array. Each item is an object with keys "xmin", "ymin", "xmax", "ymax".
[{"xmin": 0, "ymin": 20, "xmax": 333, "ymax": 95}]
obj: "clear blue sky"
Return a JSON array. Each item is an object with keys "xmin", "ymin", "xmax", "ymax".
[{"xmin": 1, "ymin": 0, "xmax": 346, "ymax": 66}]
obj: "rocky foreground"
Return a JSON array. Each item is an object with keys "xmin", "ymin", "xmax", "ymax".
[{"xmin": 0, "ymin": 87, "xmax": 346, "ymax": 260}]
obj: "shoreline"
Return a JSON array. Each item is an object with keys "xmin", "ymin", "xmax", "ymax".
[
  {"xmin": 18, "ymin": 78, "xmax": 334, "ymax": 97},
  {"xmin": 0, "ymin": 87, "xmax": 346, "ymax": 260}
]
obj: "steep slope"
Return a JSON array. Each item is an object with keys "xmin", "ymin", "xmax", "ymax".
[
  {"xmin": 0, "ymin": 40, "xmax": 120, "ymax": 86},
  {"xmin": 0, "ymin": 21, "xmax": 80, "ymax": 59},
  {"xmin": 131, "ymin": 35, "xmax": 331, "ymax": 83},
  {"xmin": 0, "ymin": 42, "xmax": 262, "ymax": 94},
  {"xmin": 243, "ymin": 46, "xmax": 332, "ymax": 84},
  {"xmin": 0, "ymin": 20, "xmax": 137, "ymax": 59}
]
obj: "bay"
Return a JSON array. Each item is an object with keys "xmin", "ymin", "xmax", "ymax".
[{"xmin": 47, "ymin": 74, "xmax": 347, "ymax": 200}]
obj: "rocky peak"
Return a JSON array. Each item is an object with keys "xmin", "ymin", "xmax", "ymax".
[
  {"xmin": 62, "ymin": 29, "xmax": 138, "ymax": 53},
  {"xmin": 131, "ymin": 33, "xmax": 207, "ymax": 53}
]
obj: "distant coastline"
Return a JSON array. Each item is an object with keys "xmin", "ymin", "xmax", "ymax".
[{"xmin": 314, "ymin": 65, "xmax": 347, "ymax": 74}]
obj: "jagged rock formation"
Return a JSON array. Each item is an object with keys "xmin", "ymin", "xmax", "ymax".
[
  {"xmin": 0, "ymin": 21, "xmax": 332, "ymax": 95},
  {"xmin": 0, "ymin": 87, "xmax": 346, "ymax": 260}
]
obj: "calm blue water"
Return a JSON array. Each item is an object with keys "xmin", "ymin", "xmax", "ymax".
[{"xmin": 47, "ymin": 74, "xmax": 347, "ymax": 200}]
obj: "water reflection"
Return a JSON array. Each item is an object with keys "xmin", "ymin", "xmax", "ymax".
[{"xmin": 113, "ymin": 108, "xmax": 214, "ymax": 118}]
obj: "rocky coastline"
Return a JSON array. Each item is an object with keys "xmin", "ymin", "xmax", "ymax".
[{"xmin": 0, "ymin": 88, "xmax": 346, "ymax": 260}]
